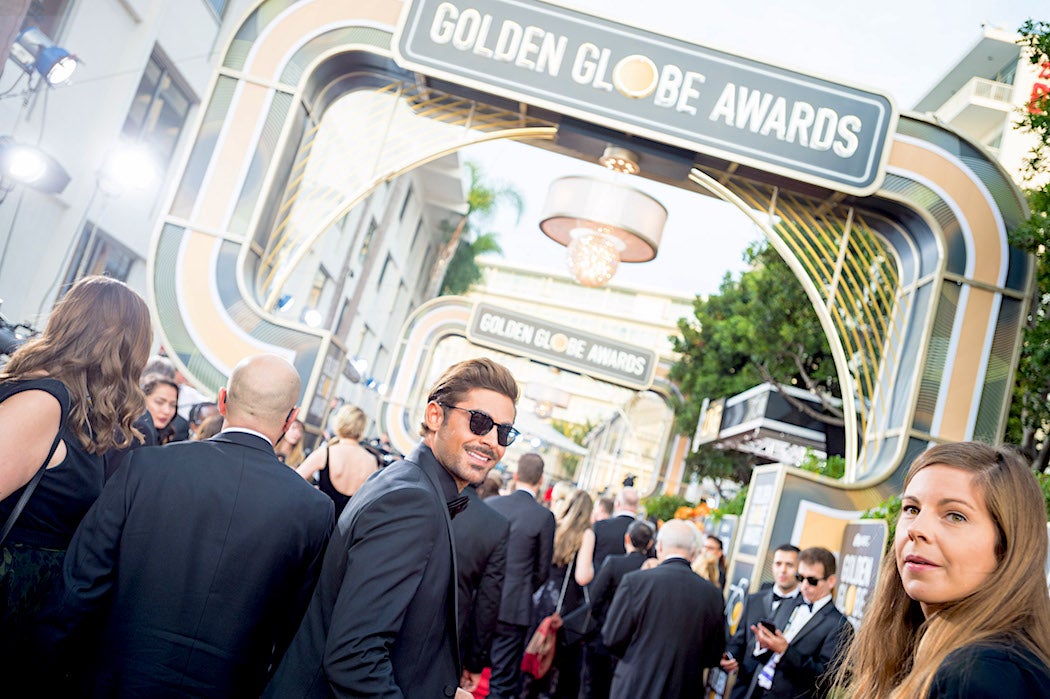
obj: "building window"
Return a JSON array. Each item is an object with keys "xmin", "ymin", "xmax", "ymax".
[
  {"xmin": 359, "ymin": 217, "xmax": 378, "ymax": 263},
  {"xmin": 204, "ymin": 0, "xmax": 228, "ymax": 17},
  {"xmin": 377, "ymin": 254, "xmax": 393, "ymax": 289},
  {"xmin": 63, "ymin": 222, "xmax": 141, "ymax": 289},
  {"xmin": 307, "ymin": 267, "xmax": 331, "ymax": 308},
  {"xmin": 22, "ymin": 0, "xmax": 70, "ymax": 38},
  {"xmin": 398, "ymin": 183, "xmax": 414, "ymax": 221},
  {"xmin": 122, "ymin": 50, "xmax": 193, "ymax": 162}
]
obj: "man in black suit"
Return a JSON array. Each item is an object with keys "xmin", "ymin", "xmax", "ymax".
[
  {"xmin": 722, "ymin": 544, "xmax": 801, "ymax": 698},
  {"xmin": 602, "ymin": 519, "xmax": 726, "ymax": 699},
  {"xmin": 484, "ymin": 452, "xmax": 556, "ymax": 699},
  {"xmin": 266, "ymin": 358, "xmax": 520, "ymax": 698},
  {"xmin": 453, "ymin": 484, "xmax": 510, "ymax": 689},
  {"xmin": 45, "ymin": 354, "xmax": 334, "ymax": 697},
  {"xmin": 580, "ymin": 519, "xmax": 654, "ymax": 699},
  {"xmin": 575, "ymin": 486, "xmax": 638, "ymax": 586},
  {"xmin": 746, "ymin": 547, "xmax": 854, "ymax": 699}
]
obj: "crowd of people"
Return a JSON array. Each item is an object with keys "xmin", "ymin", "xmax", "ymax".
[{"xmin": 1, "ymin": 275, "xmax": 1049, "ymax": 698}]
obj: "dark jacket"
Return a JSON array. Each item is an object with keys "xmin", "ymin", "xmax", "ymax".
[
  {"xmin": 453, "ymin": 486, "xmax": 510, "ymax": 673},
  {"xmin": 929, "ymin": 640, "xmax": 1050, "ymax": 698},
  {"xmin": 265, "ymin": 443, "xmax": 463, "ymax": 699},
  {"xmin": 485, "ymin": 489, "xmax": 556, "ymax": 626},
  {"xmin": 602, "ymin": 558, "xmax": 725, "ymax": 699},
  {"xmin": 745, "ymin": 597, "xmax": 853, "ymax": 699},
  {"xmin": 592, "ymin": 514, "xmax": 633, "ymax": 571},
  {"xmin": 44, "ymin": 431, "xmax": 334, "ymax": 698},
  {"xmin": 726, "ymin": 588, "xmax": 795, "ymax": 699}
]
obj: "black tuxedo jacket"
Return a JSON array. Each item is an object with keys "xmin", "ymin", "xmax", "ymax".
[
  {"xmin": 484, "ymin": 489, "xmax": 555, "ymax": 626},
  {"xmin": 592, "ymin": 513, "xmax": 633, "ymax": 570},
  {"xmin": 46, "ymin": 431, "xmax": 335, "ymax": 698},
  {"xmin": 746, "ymin": 597, "xmax": 854, "ymax": 699},
  {"xmin": 726, "ymin": 588, "xmax": 794, "ymax": 699},
  {"xmin": 589, "ymin": 550, "xmax": 647, "ymax": 627},
  {"xmin": 602, "ymin": 557, "xmax": 725, "ymax": 699},
  {"xmin": 453, "ymin": 486, "xmax": 510, "ymax": 673},
  {"xmin": 266, "ymin": 443, "xmax": 463, "ymax": 698}
]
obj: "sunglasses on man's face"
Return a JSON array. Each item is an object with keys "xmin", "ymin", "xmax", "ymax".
[
  {"xmin": 438, "ymin": 403, "xmax": 519, "ymax": 447},
  {"xmin": 794, "ymin": 573, "xmax": 827, "ymax": 586}
]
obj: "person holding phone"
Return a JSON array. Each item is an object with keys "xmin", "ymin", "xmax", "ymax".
[
  {"xmin": 747, "ymin": 547, "xmax": 853, "ymax": 699},
  {"xmin": 721, "ymin": 543, "xmax": 801, "ymax": 698},
  {"xmin": 833, "ymin": 442, "xmax": 1050, "ymax": 698}
]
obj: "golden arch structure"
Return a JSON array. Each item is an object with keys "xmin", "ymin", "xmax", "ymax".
[{"xmin": 151, "ymin": 0, "xmax": 1032, "ymax": 579}]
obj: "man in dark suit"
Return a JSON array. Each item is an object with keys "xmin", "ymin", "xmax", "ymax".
[
  {"xmin": 266, "ymin": 358, "xmax": 520, "ymax": 698},
  {"xmin": 746, "ymin": 547, "xmax": 854, "ymax": 699},
  {"xmin": 484, "ymin": 452, "xmax": 556, "ymax": 699},
  {"xmin": 453, "ymin": 484, "xmax": 510, "ymax": 689},
  {"xmin": 580, "ymin": 519, "xmax": 654, "ymax": 699},
  {"xmin": 602, "ymin": 519, "xmax": 726, "ymax": 699},
  {"xmin": 575, "ymin": 486, "xmax": 638, "ymax": 586},
  {"xmin": 722, "ymin": 544, "xmax": 801, "ymax": 698},
  {"xmin": 44, "ymin": 354, "xmax": 334, "ymax": 697}
]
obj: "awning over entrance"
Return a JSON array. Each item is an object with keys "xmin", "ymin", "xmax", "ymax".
[{"xmin": 514, "ymin": 411, "xmax": 588, "ymax": 456}]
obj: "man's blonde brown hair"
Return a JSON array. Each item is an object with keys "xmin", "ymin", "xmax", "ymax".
[
  {"xmin": 834, "ymin": 441, "xmax": 1050, "ymax": 698},
  {"xmin": 419, "ymin": 358, "xmax": 518, "ymax": 436}
]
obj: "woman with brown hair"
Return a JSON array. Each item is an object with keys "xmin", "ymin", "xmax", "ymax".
[
  {"xmin": 0, "ymin": 276, "xmax": 151, "ymax": 676},
  {"xmin": 528, "ymin": 488, "xmax": 594, "ymax": 699},
  {"xmin": 140, "ymin": 374, "xmax": 179, "ymax": 445},
  {"xmin": 297, "ymin": 405, "xmax": 378, "ymax": 516},
  {"xmin": 276, "ymin": 418, "xmax": 306, "ymax": 467},
  {"xmin": 834, "ymin": 441, "xmax": 1050, "ymax": 697}
]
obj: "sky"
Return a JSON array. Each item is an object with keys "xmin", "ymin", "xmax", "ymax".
[{"xmin": 467, "ymin": 0, "xmax": 1043, "ymax": 297}]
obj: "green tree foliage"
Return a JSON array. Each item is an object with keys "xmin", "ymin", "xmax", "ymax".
[
  {"xmin": 431, "ymin": 162, "xmax": 523, "ymax": 297},
  {"xmin": 712, "ymin": 486, "xmax": 748, "ymax": 521},
  {"xmin": 797, "ymin": 449, "xmax": 846, "ymax": 479},
  {"xmin": 641, "ymin": 493, "xmax": 694, "ymax": 523},
  {"xmin": 683, "ymin": 444, "xmax": 756, "ymax": 496},
  {"xmin": 669, "ymin": 241, "xmax": 840, "ymax": 484},
  {"xmin": 1006, "ymin": 19, "xmax": 1050, "ymax": 470}
]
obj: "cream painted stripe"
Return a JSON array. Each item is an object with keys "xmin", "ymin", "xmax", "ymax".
[
  {"xmin": 243, "ymin": 0, "xmax": 400, "ymax": 80},
  {"xmin": 887, "ymin": 138, "xmax": 1005, "ymax": 441},
  {"xmin": 180, "ymin": 231, "xmax": 283, "ymax": 369},
  {"xmin": 889, "ymin": 138, "xmax": 1005, "ymax": 286}
]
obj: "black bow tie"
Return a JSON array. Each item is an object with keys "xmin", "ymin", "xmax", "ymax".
[
  {"xmin": 803, "ymin": 601, "xmax": 814, "ymax": 612},
  {"xmin": 447, "ymin": 495, "xmax": 470, "ymax": 519},
  {"xmin": 772, "ymin": 593, "xmax": 787, "ymax": 603}
]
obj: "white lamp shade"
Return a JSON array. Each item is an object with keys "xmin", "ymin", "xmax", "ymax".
[{"xmin": 539, "ymin": 175, "xmax": 667, "ymax": 262}]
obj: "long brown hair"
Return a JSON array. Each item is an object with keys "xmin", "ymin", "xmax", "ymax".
[
  {"xmin": 835, "ymin": 442, "xmax": 1050, "ymax": 698},
  {"xmin": 554, "ymin": 489, "xmax": 593, "ymax": 566},
  {"xmin": 1, "ymin": 276, "xmax": 151, "ymax": 454}
]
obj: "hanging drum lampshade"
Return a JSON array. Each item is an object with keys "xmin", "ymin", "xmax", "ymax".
[{"xmin": 539, "ymin": 175, "xmax": 667, "ymax": 287}]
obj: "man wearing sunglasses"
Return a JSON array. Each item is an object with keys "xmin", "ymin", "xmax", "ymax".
[
  {"xmin": 267, "ymin": 358, "xmax": 520, "ymax": 699},
  {"xmin": 746, "ymin": 546, "xmax": 853, "ymax": 699}
]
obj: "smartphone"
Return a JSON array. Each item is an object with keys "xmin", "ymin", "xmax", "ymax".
[{"xmin": 758, "ymin": 619, "xmax": 777, "ymax": 633}]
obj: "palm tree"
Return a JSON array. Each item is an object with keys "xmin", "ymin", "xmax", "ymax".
[{"xmin": 426, "ymin": 161, "xmax": 523, "ymax": 297}]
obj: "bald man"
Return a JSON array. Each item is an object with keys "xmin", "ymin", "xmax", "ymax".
[
  {"xmin": 42, "ymin": 355, "xmax": 334, "ymax": 697},
  {"xmin": 602, "ymin": 520, "xmax": 726, "ymax": 699}
]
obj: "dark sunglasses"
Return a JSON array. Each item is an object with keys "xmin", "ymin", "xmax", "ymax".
[
  {"xmin": 794, "ymin": 573, "xmax": 827, "ymax": 586},
  {"xmin": 438, "ymin": 403, "xmax": 519, "ymax": 447}
]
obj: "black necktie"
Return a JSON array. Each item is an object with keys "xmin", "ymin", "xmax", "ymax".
[
  {"xmin": 447, "ymin": 495, "xmax": 469, "ymax": 519},
  {"xmin": 804, "ymin": 601, "xmax": 814, "ymax": 612}
]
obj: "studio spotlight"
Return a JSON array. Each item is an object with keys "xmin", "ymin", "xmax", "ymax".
[
  {"xmin": 0, "ymin": 137, "xmax": 70, "ymax": 193},
  {"xmin": 9, "ymin": 26, "xmax": 78, "ymax": 86}
]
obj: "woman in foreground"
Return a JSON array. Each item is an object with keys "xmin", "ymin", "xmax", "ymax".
[{"xmin": 835, "ymin": 441, "xmax": 1050, "ymax": 697}]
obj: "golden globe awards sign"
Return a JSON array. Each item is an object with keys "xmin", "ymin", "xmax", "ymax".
[
  {"xmin": 394, "ymin": 0, "xmax": 896, "ymax": 195},
  {"xmin": 467, "ymin": 303, "xmax": 657, "ymax": 389}
]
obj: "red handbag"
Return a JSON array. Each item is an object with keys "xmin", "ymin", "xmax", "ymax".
[{"xmin": 520, "ymin": 612, "xmax": 562, "ymax": 679}]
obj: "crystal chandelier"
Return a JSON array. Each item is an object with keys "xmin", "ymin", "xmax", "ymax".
[{"xmin": 567, "ymin": 227, "xmax": 625, "ymax": 287}]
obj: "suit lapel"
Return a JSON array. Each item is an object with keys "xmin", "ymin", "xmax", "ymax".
[
  {"xmin": 405, "ymin": 445, "xmax": 462, "ymax": 671},
  {"xmin": 786, "ymin": 602, "xmax": 833, "ymax": 645}
]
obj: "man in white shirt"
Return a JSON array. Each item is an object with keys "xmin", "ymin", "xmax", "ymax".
[
  {"xmin": 721, "ymin": 543, "xmax": 801, "ymax": 698},
  {"xmin": 746, "ymin": 547, "xmax": 853, "ymax": 699}
]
